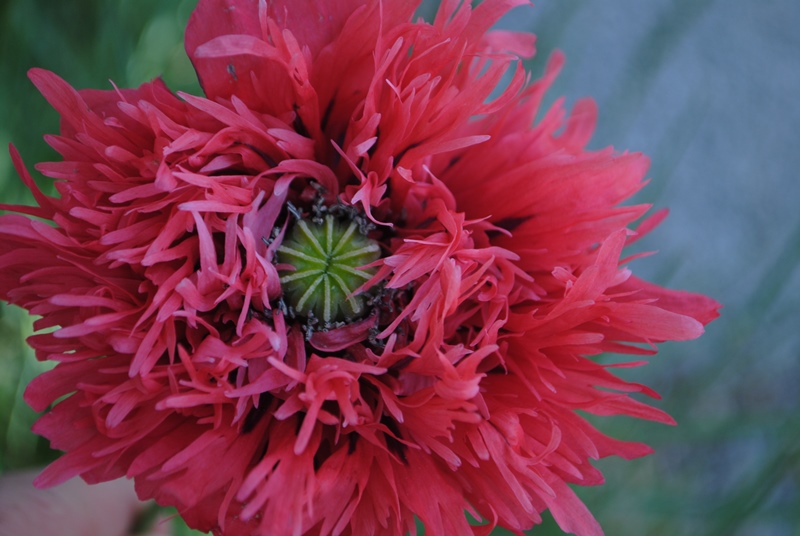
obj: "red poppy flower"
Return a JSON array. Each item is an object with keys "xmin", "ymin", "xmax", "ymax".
[{"xmin": 0, "ymin": 1, "xmax": 719, "ymax": 534}]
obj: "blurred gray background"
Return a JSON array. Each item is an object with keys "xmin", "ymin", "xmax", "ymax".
[
  {"xmin": 489, "ymin": 1, "xmax": 800, "ymax": 534},
  {"xmin": 1, "ymin": 0, "xmax": 798, "ymax": 534}
]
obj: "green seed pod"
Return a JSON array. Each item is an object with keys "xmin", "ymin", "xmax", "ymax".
[{"xmin": 277, "ymin": 215, "xmax": 381, "ymax": 324}]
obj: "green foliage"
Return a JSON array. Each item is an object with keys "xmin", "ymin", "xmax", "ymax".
[
  {"xmin": 0, "ymin": 1, "xmax": 206, "ymax": 533},
  {"xmin": 0, "ymin": 0, "xmax": 199, "ymax": 201}
]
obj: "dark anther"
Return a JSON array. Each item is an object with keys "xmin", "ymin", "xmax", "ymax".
[{"xmin": 286, "ymin": 201, "xmax": 303, "ymax": 221}]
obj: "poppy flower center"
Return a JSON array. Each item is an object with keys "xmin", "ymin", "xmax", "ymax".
[{"xmin": 277, "ymin": 214, "xmax": 381, "ymax": 324}]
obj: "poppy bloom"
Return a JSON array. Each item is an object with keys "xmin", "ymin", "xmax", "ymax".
[{"xmin": 0, "ymin": 0, "xmax": 719, "ymax": 534}]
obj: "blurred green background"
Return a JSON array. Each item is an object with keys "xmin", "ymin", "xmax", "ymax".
[{"xmin": 1, "ymin": 0, "xmax": 797, "ymax": 534}]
